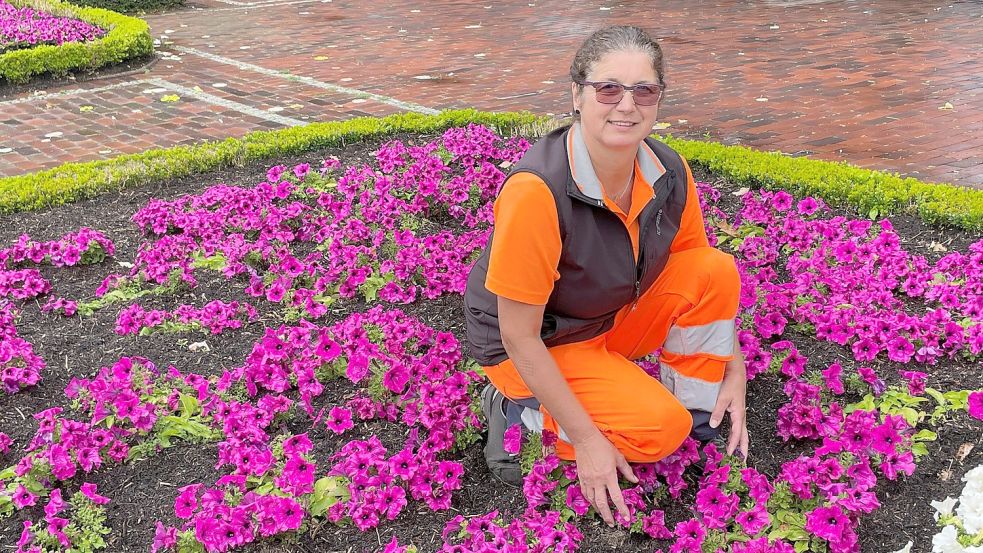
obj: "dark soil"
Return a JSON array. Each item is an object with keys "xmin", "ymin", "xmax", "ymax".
[{"xmin": 0, "ymin": 137, "xmax": 980, "ymax": 552}]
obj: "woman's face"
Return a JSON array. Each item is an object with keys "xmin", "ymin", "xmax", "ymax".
[{"xmin": 571, "ymin": 49, "xmax": 662, "ymax": 152}]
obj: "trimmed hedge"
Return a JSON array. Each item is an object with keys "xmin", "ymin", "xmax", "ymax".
[
  {"xmin": 0, "ymin": 0, "xmax": 153, "ymax": 84},
  {"xmin": 0, "ymin": 110, "xmax": 547, "ymax": 215},
  {"xmin": 0, "ymin": 109, "xmax": 979, "ymax": 232},
  {"xmin": 66, "ymin": 0, "xmax": 184, "ymax": 14},
  {"xmin": 662, "ymin": 136, "xmax": 983, "ymax": 232}
]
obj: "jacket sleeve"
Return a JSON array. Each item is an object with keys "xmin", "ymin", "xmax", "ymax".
[{"xmin": 669, "ymin": 155, "xmax": 710, "ymax": 252}]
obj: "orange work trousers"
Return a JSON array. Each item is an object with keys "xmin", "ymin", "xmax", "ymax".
[{"xmin": 484, "ymin": 246, "xmax": 741, "ymax": 463}]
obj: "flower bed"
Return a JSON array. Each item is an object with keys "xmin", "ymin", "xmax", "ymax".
[
  {"xmin": 0, "ymin": 124, "xmax": 980, "ymax": 552},
  {"xmin": 0, "ymin": 0, "xmax": 151, "ymax": 84},
  {"xmin": 0, "ymin": 0, "xmax": 105, "ymax": 53}
]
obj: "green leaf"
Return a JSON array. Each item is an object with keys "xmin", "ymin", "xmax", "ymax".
[
  {"xmin": 911, "ymin": 443, "xmax": 929, "ymax": 458},
  {"xmin": 179, "ymin": 393, "xmax": 198, "ymax": 419},
  {"xmin": 926, "ymin": 387, "xmax": 947, "ymax": 407},
  {"xmin": 944, "ymin": 390, "xmax": 971, "ymax": 409}
]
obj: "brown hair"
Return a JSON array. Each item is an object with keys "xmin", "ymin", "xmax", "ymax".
[{"xmin": 569, "ymin": 25, "xmax": 665, "ymax": 117}]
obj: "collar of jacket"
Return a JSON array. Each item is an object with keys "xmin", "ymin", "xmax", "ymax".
[{"xmin": 564, "ymin": 122, "xmax": 667, "ymax": 204}]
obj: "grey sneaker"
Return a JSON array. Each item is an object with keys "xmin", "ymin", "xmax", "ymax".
[{"xmin": 481, "ymin": 384, "xmax": 522, "ymax": 486}]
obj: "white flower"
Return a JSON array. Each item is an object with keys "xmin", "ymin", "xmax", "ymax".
[
  {"xmin": 964, "ymin": 465, "xmax": 983, "ymax": 486},
  {"xmin": 957, "ymin": 466, "xmax": 983, "ymax": 534},
  {"xmin": 933, "ymin": 497, "xmax": 959, "ymax": 520},
  {"xmin": 932, "ymin": 525, "xmax": 965, "ymax": 553},
  {"xmin": 957, "ymin": 500, "xmax": 983, "ymax": 535}
]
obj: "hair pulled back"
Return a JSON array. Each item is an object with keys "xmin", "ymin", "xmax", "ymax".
[{"xmin": 569, "ymin": 25, "xmax": 665, "ymax": 86}]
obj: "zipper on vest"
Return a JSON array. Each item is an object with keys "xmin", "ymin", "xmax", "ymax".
[{"xmin": 622, "ymin": 222, "xmax": 641, "ymax": 311}]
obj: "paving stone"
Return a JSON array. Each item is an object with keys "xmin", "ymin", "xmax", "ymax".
[{"xmin": 0, "ymin": 0, "xmax": 979, "ymax": 188}]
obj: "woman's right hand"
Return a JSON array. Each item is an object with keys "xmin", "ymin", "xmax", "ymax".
[{"xmin": 573, "ymin": 431, "xmax": 638, "ymax": 526}]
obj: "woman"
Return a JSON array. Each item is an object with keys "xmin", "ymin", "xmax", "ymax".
[{"xmin": 463, "ymin": 25, "xmax": 749, "ymax": 526}]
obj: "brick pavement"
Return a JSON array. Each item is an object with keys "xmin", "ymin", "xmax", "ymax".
[{"xmin": 0, "ymin": 0, "xmax": 980, "ymax": 187}]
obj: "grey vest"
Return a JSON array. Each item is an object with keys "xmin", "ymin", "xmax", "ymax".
[{"xmin": 464, "ymin": 125, "xmax": 689, "ymax": 366}]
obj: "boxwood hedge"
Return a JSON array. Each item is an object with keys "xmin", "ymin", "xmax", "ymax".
[
  {"xmin": 0, "ymin": 110, "xmax": 979, "ymax": 232},
  {"xmin": 0, "ymin": 0, "xmax": 153, "ymax": 84},
  {"xmin": 65, "ymin": 0, "xmax": 184, "ymax": 14}
]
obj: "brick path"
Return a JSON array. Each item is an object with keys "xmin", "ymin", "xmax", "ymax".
[{"xmin": 1, "ymin": 0, "xmax": 981, "ymax": 187}]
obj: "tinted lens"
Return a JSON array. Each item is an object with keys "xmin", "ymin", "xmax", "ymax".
[
  {"xmin": 593, "ymin": 83, "xmax": 624, "ymax": 103},
  {"xmin": 632, "ymin": 85, "xmax": 662, "ymax": 105}
]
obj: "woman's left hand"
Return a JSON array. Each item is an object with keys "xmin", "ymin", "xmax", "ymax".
[{"xmin": 708, "ymin": 366, "xmax": 749, "ymax": 459}]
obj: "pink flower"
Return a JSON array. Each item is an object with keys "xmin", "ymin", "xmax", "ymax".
[
  {"xmin": 735, "ymin": 505, "xmax": 770, "ymax": 536},
  {"xmin": 152, "ymin": 521, "xmax": 178, "ymax": 553},
  {"xmin": 326, "ymin": 406, "xmax": 353, "ymax": 434},
  {"xmin": 969, "ymin": 391, "xmax": 983, "ymax": 421},
  {"xmin": 856, "ymin": 366, "xmax": 885, "ymax": 396},
  {"xmin": 17, "ymin": 520, "xmax": 32, "ymax": 548},
  {"xmin": 886, "ymin": 336, "xmax": 915, "ymax": 363},
  {"xmin": 0, "ymin": 431, "xmax": 11, "ymax": 453},
  {"xmin": 502, "ymin": 424, "xmax": 523, "ymax": 454},
  {"xmin": 44, "ymin": 488, "xmax": 66, "ymax": 518},
  {"xmin": 673, "ymin": 518, "xmax": 706, "ymax": 547},
  {"xmin": 12, "ymin": 484, "xmax": 37, "ymax": 508},
  {"xmin": 821, "ymin": 363, "xmax": 844, "ymax": 395},
  {"xmin": 174, "ymin": 484, "xmax": 201, "ymax": 519},
  {"xmin": 641, "ymin": 509, "xmax": 672, "ymax": 539},
  {"xmin": 80, "ymin": 482, "xmax": 110, "ymax": 505},
  {"xmin": 900, "ymin": 370, "xmax": 928, "ymax": 396},
  {"xmin": 283, "ymin": 433, "xmax": 313, "ymax": 456},
  {"xmin": 805, "ymin": 505, "xmax": 849, "ymax": 543}
]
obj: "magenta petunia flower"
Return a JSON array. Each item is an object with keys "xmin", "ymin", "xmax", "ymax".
[
  {"xmin": 80, "ymin": 482, "xmax": 110, "ymax": 505},
  {"xmin": 502, "ymin": 424, "xmax": 523, "ymax": 454},
  {"xmin": 326, "ymin": 406, "xmax": 353, "ymax": 434},
  {"xmin": 672, "ymin": 518, "xmax": 706, "ymax": 546},
  {"xmin": 174, "ymin": 484, "xmax": 201, "ymax": 519},
  {"xmin": 969, "ymin": 391, "xmax": 983, "ymax": 420},
  {"xmin": 900, "ymin": 370, "xmax": 927, "ymax": 396},
  {"xmin": 12, "ymin": 484, "xmax": 37, "ymax": 508},
  {"xmin": 151, "ymin": 521, "xmax": 178, "ymax": 553},
  {"xmin": 805, "ymin": 505, "xmax": 849, "ymax": 543},
  {"xmin": 821, "ymin": 363, "xmax": 844, "ymax": 395},
  {"xmin": 856, "ymin": 366, "xmax": 886, "ymax": 396},
  {"xmin": 886, "ymin": 336, "xmax": 915, "ymax": 363},
  {"xmin": 17, "ymin": 520, "xmax": 32, "ymax": 548},
  {"xmin": 639, "ymin": 508, "xmax": 671, "ymax": 539},
  {"xmin": 44, "ymin": 488, "xmax": 65, "ymax": 519},
  {"xmin": 283, "ymin": 433, "xmax": 313, "ymax": 456},
  {"xmin": 735, "ymin": 505, "xmax": 770, "ymax": 536}
]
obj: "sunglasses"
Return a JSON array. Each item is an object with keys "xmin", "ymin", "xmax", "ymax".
[{"xmin": 575, "ymin": 79, "xmax": 664, "ymax": 106}]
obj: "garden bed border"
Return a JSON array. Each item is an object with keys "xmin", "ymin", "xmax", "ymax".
[
  {"xmin": 0, "ymin": 109, "xmax": 980, "ymax": 232},
  {"xmin": 0, "ymin": 0, "xmax": 153, "ymax": 84}
]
